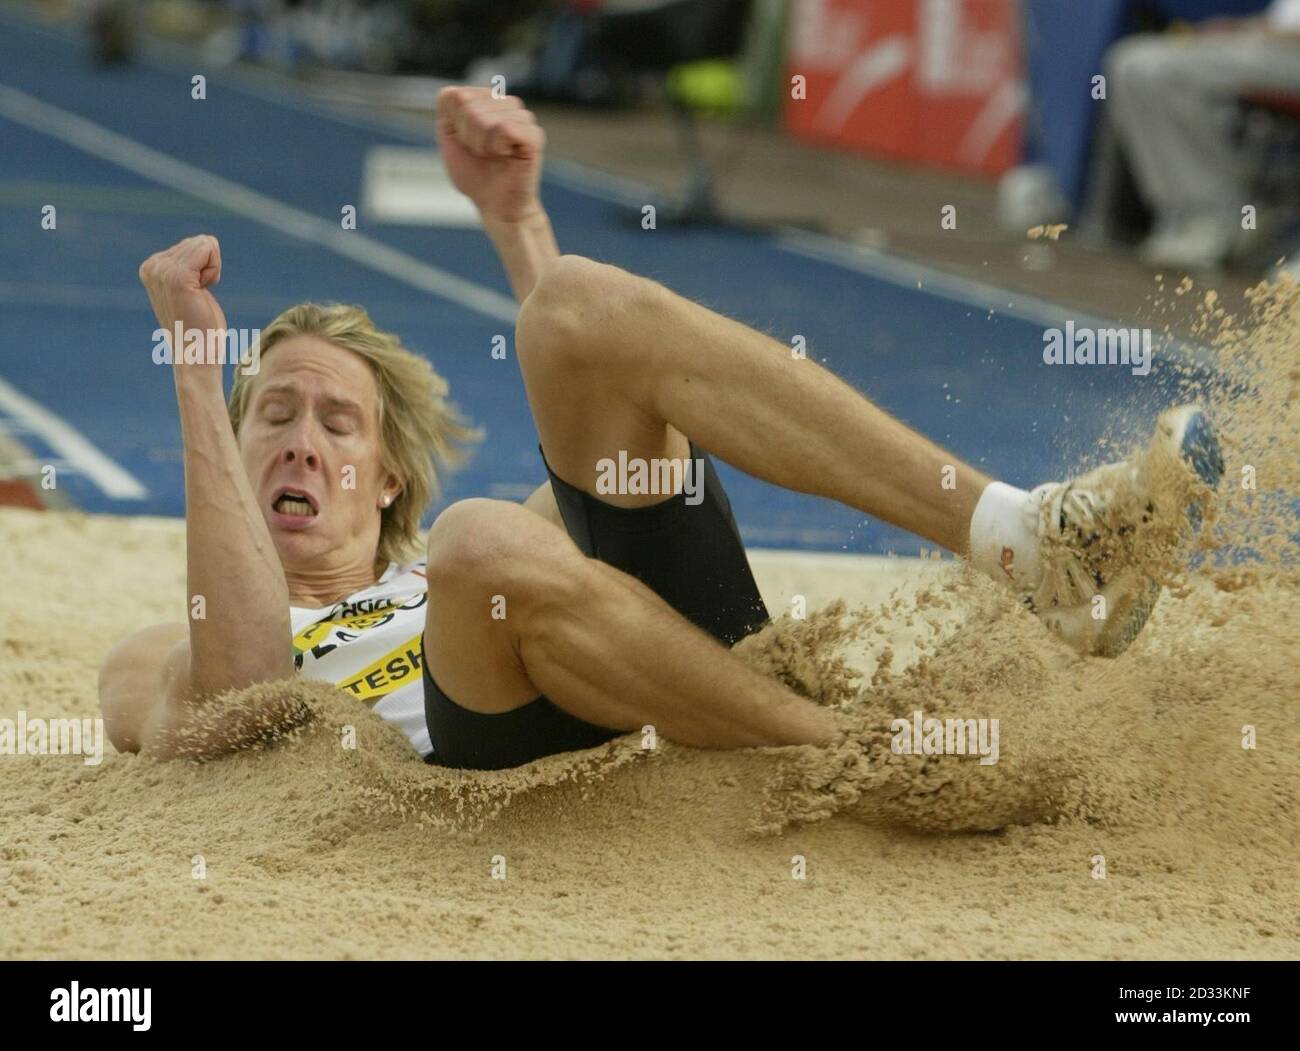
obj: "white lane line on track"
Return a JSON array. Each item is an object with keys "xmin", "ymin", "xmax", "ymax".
[
  {"xmin": 0, "ymin": 82, "xmax": 519, "ymax": 324},
  {"xmin": 0, "ymin": 376, "xmax": 147, "ymax": 499},
  {"xmin": 777, "ymin": 226, "xmax": 1114, "ymax": 330},
  {"xmin": 775, "ymin": 228, "xmax": 1218, "ymax": 371}
]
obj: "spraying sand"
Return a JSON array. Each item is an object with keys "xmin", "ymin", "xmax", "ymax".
[{"xmin": 1, "ymin": 281, "xmax": 1297, "ymax": 960}]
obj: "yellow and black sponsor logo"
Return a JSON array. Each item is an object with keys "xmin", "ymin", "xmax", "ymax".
[
  {"xmin": 337, "ymin": 636, "xmax": 425, "ymax": 703},
  {"xmin": 291, "ymin": 592, "xmax": 428, "ymax": 667},
  {"xmin": 293, "ymin": 609, "xmax": 393, "ymax": 654}
]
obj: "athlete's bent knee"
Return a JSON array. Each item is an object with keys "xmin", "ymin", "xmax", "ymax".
[
  {"xmin": 427, "ymin": 498, "xmax": 518, "ymax": 578},
  {"xmin": 425, "ymin": 498, "xmax": 578, "ymax": 601},
  {"xmin": 517, "ymin": 254, "xmax": 656, "ymax": 375}
]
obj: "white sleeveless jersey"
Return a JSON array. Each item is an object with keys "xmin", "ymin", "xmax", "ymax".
[{"xmin": 289, "ymin": 560, "xmax": 433, "ymax": 758}]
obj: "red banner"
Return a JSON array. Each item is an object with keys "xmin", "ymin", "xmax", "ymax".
[{"xmin": 783, "ymin": 0, "xmax": 1023, "ymax": 177}]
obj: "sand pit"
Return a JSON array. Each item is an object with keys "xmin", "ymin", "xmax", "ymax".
[{"xmin": 1, "ymin": 503, "xmax": 1296, "ymax": 959}]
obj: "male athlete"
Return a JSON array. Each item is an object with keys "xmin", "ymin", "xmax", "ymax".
[{"xmin": 99, "ymin": 87, "xmax": 1224, "ymax": 769}]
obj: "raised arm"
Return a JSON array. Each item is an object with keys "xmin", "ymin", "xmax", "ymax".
[
  {"xmin": 100, "ymin": 236, "xmax": 302, "ymax": 759},
  {"xmin": 436, "ymin": 86, "xmax": 558, "ymax": 301}
]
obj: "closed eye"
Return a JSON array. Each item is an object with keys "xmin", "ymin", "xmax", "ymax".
[
  {"xmin": 323, "ymin": 413, "xmax": 357, "ymax": 436},
  {"xmin": 261, "ymin": 400, "xmax": 294, "ymax": 425}
]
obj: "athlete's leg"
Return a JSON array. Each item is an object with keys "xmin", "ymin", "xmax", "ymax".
[
  {"xmin": 509, "ymin": 255, "xmax": 1222, "ymax": 670},
  {"xmin": 421, "ymin": 498, "xmax": 838, "ymax": 749},
  {"xmin": 515, "ymin": 254, "xmax": 993, "ymax": 555}
]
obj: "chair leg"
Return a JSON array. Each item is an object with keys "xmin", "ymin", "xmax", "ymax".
[{"xmin": 668, "ymin": 99, "xmax": 721, "ymax": 223}]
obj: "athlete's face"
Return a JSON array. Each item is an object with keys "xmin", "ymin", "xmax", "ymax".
[{"xmin": 237, "ymin": 335, "xmax": 400, "ymax": 575}]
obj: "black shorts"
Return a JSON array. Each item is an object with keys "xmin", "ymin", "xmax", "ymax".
[{"xmin": 423, "ymin": 442, "xmax": 769, "ymax": 770}]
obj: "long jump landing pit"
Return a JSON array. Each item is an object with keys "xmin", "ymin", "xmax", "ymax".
[{"xmin": 0, "ymin": 501, "xmax": 1296, "ymax": 959}]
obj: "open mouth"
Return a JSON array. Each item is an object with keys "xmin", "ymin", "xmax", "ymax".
[{"xmin": 271, "ymin": 487, "xmax": 319, "ymax": 519}]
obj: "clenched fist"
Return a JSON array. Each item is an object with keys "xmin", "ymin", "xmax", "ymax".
[
  {"xmin": 436, "ymin": 86, "xmax": 546, "ymax": 224},
  {"xmin": 139, "ymin": 235, "xmax": 229, "ymax": 379}
]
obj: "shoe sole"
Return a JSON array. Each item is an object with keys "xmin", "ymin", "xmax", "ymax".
[{"xmin": 1089, "ymin": 406, "xmax": 1223, "ymax": 657}]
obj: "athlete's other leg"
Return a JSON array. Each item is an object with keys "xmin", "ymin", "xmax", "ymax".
[
  {"xmin": 515, "ymin": 254, "xmax": 994, "ymax": 555},
  {"xmin": 510, "ymin": 255, "xmax": 1224, "ymax": 662},
  {"xmin": 420, "ymin": 498, "xmax": 838, "ymax": 750}
]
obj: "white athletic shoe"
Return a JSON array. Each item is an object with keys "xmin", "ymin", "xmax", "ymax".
[
  {"xmin": 1021, "ymin": 405, "xmax": 1224, "ymax": 657},
  {"xmin": 1138, "ymin": 215, "xmax": 1237, "ymax": 271}
]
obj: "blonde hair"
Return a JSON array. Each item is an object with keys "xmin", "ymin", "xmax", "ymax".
[{"xmin": 229, "ymin": 303, "xmax": 481, "ymax": 565}]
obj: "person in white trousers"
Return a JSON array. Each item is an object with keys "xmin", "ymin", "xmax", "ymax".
[{"xmin": 1106, "ymin": 0, "xmax": 1300, "ymax": 269}]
